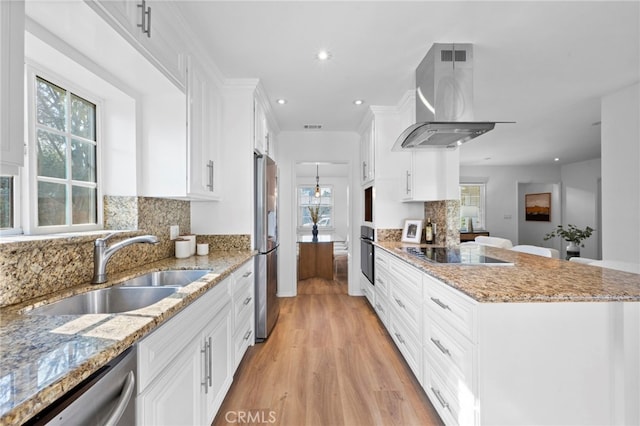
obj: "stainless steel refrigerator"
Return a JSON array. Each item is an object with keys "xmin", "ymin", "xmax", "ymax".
[{"xmin": 254, "ymin": 153, "xmax": 280, "ymax": 341}]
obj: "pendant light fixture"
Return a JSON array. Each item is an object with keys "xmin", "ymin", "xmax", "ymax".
[{"xmin": 314, "ymin": 164, "xmax": 321, "ymax": 198}]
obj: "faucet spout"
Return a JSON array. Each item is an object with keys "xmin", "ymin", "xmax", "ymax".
[{"xmin": 92, "ymin": 234, "xmax": 159, "ymax": 284}]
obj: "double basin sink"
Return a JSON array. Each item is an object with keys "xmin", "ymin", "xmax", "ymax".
[{"xmin": 27, "ymin": 270, "xmax": 211, "ymax": 316}]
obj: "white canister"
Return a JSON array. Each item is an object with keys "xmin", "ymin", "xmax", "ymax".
[
  {"xmin": 181, "ymin": 234, "xmax": 196, "ymax": 255},
  {"xmin": 197, "ymin": 243, "xmax": 209, "ymax": 256},
  {"xmin": 175, "ymin": 238, "xmax": 191, "ymax": 259}
]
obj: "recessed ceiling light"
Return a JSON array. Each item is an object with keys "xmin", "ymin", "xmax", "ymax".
[
  {"xmin": 353, "ymin": 99, "xmax": 364, "ymax": 105},
  {"xmin": 276, "ymin": 99, "xmax": 287, "ymax": 105},
  {"xmin": 316, "ymin": 50, "xmax": 331, "ymax": 61},
  {"xmin": 554, "ymin": 157, "xmax": 560, "ymax": 162}
]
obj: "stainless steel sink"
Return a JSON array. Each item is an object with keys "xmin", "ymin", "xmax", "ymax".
[
  {"xmin": 119, "ymin": 270, "xmax": 211, "ymax": 287},
  {"xmin": 26, "ymin": 287, "xmax": 178, "ymax": 316}
]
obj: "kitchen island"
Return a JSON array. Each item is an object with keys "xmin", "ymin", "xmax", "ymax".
[
  {"xmin": 0, "ymin": 250, "xmax": 254, "ymax": 425},
  {"xmin": 370, "ymin": 241, "xmax": 639, "ymax": 426}
]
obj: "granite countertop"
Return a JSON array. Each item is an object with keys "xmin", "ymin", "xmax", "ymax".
[
  {"xmin": 0, "ymin": 250, "xmax": 254, "ymax": 426},
  {"xmin": 375, "ymin": 241, "xmax": 640, "ymax": 303}
]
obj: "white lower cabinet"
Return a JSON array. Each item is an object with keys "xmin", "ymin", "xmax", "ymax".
[
  {"xmin": 231, "ymin": 261, "xmax": 255, "ymax": 369},
  {"xmin": 137, "ymin": 274, "xmax": 234, "ymax": 425},
  {"xmin": 374, "ymin": 249, "xmax": 633, "ymax": 426}
]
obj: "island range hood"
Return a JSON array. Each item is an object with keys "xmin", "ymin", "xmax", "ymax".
[{"xmin": 393, "ymin": 43, "xmax": 500, "ymax": 150}]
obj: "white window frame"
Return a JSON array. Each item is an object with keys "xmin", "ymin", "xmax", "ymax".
[
  {"xmin": 459, "ymin": 183, "xmax": 486, "ymax": 231},
  {"xmin": 297, "ymin": 184, "xmax": 335, "ymax": 231},
  {"xmin": 24, "ymin": 64, "xmax": 103, "ymax": 235},
  {"xmin": 0, "ymin": 172, "xmax": 22, "ymax": 236}
]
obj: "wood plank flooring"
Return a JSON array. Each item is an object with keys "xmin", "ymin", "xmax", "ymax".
[{"xmin": 213, "ymin": 271, "xmax": 443, "ymax": 426}]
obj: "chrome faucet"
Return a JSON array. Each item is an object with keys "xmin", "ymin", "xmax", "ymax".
[{"xmin": 92, "ymin": 233, "xmax": 159, "ymax": 284}]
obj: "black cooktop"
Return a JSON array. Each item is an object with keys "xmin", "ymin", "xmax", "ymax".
[{"xmin": 401, "ymin": 246, "xmax": 514, "ymax": 265}]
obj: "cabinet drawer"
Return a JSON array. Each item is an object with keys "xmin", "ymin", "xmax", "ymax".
[
  {"xmin": 390, "ymin": 281, "xmax": 421, "ymax": 336},
  {"xmin": 424, "ymin": 349, "xmax": 476, "ymax": 426},
  {"xmin": 374, "ymin": 267, "xmax": 391, "ymax": 298},
  {"xmin": 424, "ymin": 312, "xmax": 474, "ymax": 392},
  {"xmin": 233, "ymin": 314, "xmax": 254, "ymax": 369},
  {"xmin": 233, "ymin": 261, "xmax": 254, "ymax": 291},
  {"xmin": 373, "ymin": 292, "xmax": 390, "ymax": 330},
  {"xmin": 389, "ymin": 310, "xmax": 421, "ymax": 380},
  {"xmin": 233, "ymin": 279, "xmax": 254, "ymax": 325},
  {"xmin": 390, "ymin": 257, "xmax": 423, "ymax": 300},
  {"xmin": 375, "ymin": 249, "xmax": 392, "ymax": 275},
  {"xmin": 361, "ymin": 274, "xmax": 375, "ymax": 307},
  {"xmin": 424, "ymin": 274, "xmax": 476, "ymax": 342}
]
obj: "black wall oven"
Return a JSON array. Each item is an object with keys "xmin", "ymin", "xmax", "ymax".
[{"xmin": 360, "ymin": 226, "xmax": 375, "ymax": 285}]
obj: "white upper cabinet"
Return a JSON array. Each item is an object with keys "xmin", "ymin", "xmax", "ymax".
[
  {"xmin": 359, "ymin": 115, "xmax": 375, "ymax": 185},
  {"xmin": 0, "ymin": 0, "xmax": 24, "ymax": 174},
  {"xmin": 253, "ymin": 87, "xmax": 277, "ymax": 158},
  {"xmin": 186, "ymin": 56, "xmax": 222, "ymax": 200},
  {"xmin": 401, "ymin": 149, "xmax": 460, "ymax": 202},
  {"xmin": 86, "ymin": 0, "xmax": 186, "ymax": 88}
]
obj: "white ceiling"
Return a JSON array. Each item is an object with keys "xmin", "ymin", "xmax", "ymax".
[{"xmin": 177, "ymin": 1, "xmax": 639, "ymax": 167}]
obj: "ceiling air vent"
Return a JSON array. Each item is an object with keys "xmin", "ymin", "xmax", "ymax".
[
  {"xmin": 440, "ymin": 49, "xmax": 467, "ymax": 62},
  {"xmin": 304, "ymin": 124, "xmax": 322, "ymax": 130}
]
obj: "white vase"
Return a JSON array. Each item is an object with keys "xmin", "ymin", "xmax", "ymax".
[{"xmin": 566, "ymin": 241, "xmax": 580, "ymax": 260}]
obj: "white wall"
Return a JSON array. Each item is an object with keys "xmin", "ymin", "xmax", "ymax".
[
  {"xmin": 460, "ymin": 165, "xmax": 562, "ymax": 244},
  {"xmin": 601, "ymin": 83, "xmax": 640, "ymax": 264},
  {"xmin": 560, "ymin": 158, "xmax": 601, "ymax": 259},
  {"xmin": 276, "ymin": 131, "xmax": 360, "ymax": 297},
  {"xmin": 517, "ymin": 182, "xmax": 562, "ymax": 252}
]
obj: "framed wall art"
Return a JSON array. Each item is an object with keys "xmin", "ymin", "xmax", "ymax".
[{"xmin": 525, "ymin": 192, "xmax": 551, "ymax": 221}]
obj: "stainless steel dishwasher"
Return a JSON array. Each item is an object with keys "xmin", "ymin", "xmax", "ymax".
[{"xmin": 26, "ymin": 346, "xmax": 137, "ymax": 426}]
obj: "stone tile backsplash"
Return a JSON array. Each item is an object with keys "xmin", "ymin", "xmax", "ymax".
[{"xmin": 0, "ymin": 196, "xmax": 250, "ymax": 308}]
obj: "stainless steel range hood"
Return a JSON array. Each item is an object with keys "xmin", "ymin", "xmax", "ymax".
[{"xmin": 393, "ymin": 43, "xmax": 498, "ymax": 150}]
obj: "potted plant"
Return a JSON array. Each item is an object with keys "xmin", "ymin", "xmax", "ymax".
[
  {"xmin": 544, "ymin": 224, "xmax": 594, "ymax": 259},
  {"xmin": 308, "ymin": 205, "xmax": 320, "ymax": 240}
]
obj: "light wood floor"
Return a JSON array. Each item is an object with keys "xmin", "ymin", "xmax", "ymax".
[{"xmin": 213, "ymin": 269, "xmax": 443, "ymax": 426}]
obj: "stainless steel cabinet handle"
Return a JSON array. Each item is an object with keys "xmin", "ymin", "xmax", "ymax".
[
  {"xmin": 430, "ymin": 386, "xmax": 450, "ymax": 410},
  {"xmin": 395, "ymin": 298, "xmax": 405, "ymax": 309},
  {"xmin": 430, "ymin": 297, "xmax": 451, "ymax": 311},
  {"xmin": 376, "ymin": 278, "xmax": 384, "ymax": 285},
  {"xmin": 406, "ymin": 170, "xmax": 411, "ymax": 194},
  {"xmin": 242, "ymin": 271, "xmax": 252, "ymax": 278},
  {"xmin": 394, "ymin": 332, "xmax": 405, "ymax": 344},
  {"xmin": 201, "ymin": 340, "xmax": 209, "ymax": 393},
  {"xmin": 375, "ymin": 303, "xmax": 385, "ymax": 314},
  {"xmin": 243, "ymin": 296, "xmax": 252, "ymax": 306},
  {"xmin": 430, "ymin": 337, "xmax": 451, "ymax": 357},
  {"xmin": 206, "ymin": 160, "xmax": 214, "ymax": 191},
  {"xmin": 243, "ymin": 330, "xmax": 253, "ymax": 341},
  {"xmin": 207, "ymin": 336, "xmax": 212, "ymax": 387},
  {"xmin": 103, "ymin": 371, "xmax": 135, "ymax": 426},
  {"xmin": 137, "ymin": 1, "xmax": 151, "ymax": 37},
  {"xmin": 362, "ymin": 161, "xmax": 367, "ymax": 180},
  {"xmin": 137, "ymin": 1, "xmax": 147, "ymax": 32},
  {"xmin": 145, "ymin": 6, "xmax": 151, "ymax": 37}
]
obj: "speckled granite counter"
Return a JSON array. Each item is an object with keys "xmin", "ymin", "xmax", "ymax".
[
  {"xmin": 375, "ymin": 242, "xmax": 640, "ymax": 303},
  {"xmin": 0, "ymin": 250, "xmax": 254, "ymax": 425}
]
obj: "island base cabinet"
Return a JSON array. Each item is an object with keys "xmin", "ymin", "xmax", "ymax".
[{"xmin": 475, "ymin": 302, "xmax": 619, "ymax": 426}]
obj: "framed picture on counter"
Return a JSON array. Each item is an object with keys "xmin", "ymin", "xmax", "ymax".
[{"xmin": 401, "ymin": 219, "xmax": 423, "ymax": 243}]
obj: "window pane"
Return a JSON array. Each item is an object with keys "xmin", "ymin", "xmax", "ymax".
[
  {"xmin": 0, "ymin": 177, "xmax": 13, "ymax": 229},
  {"xmin": 71, "ymin": 139, "xmax": 96, "ymax": 182},
  {"xmin": 36, "ymin": 77, "xmax": 66, "ymax": 132},
  {"xmin": 37, "ymin": 130, "xmax": 67, "ymax": 179},
  {"xmin": 72, "ymin": 186, "xmax": 96, "ymax": 224},
  {"xmin": 38, "ymin": 181, "xmax": 66, "ymax": 226},
  {"xmin": 70, "ymin": 94, "xmax": 96, "ymax": 140}
]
